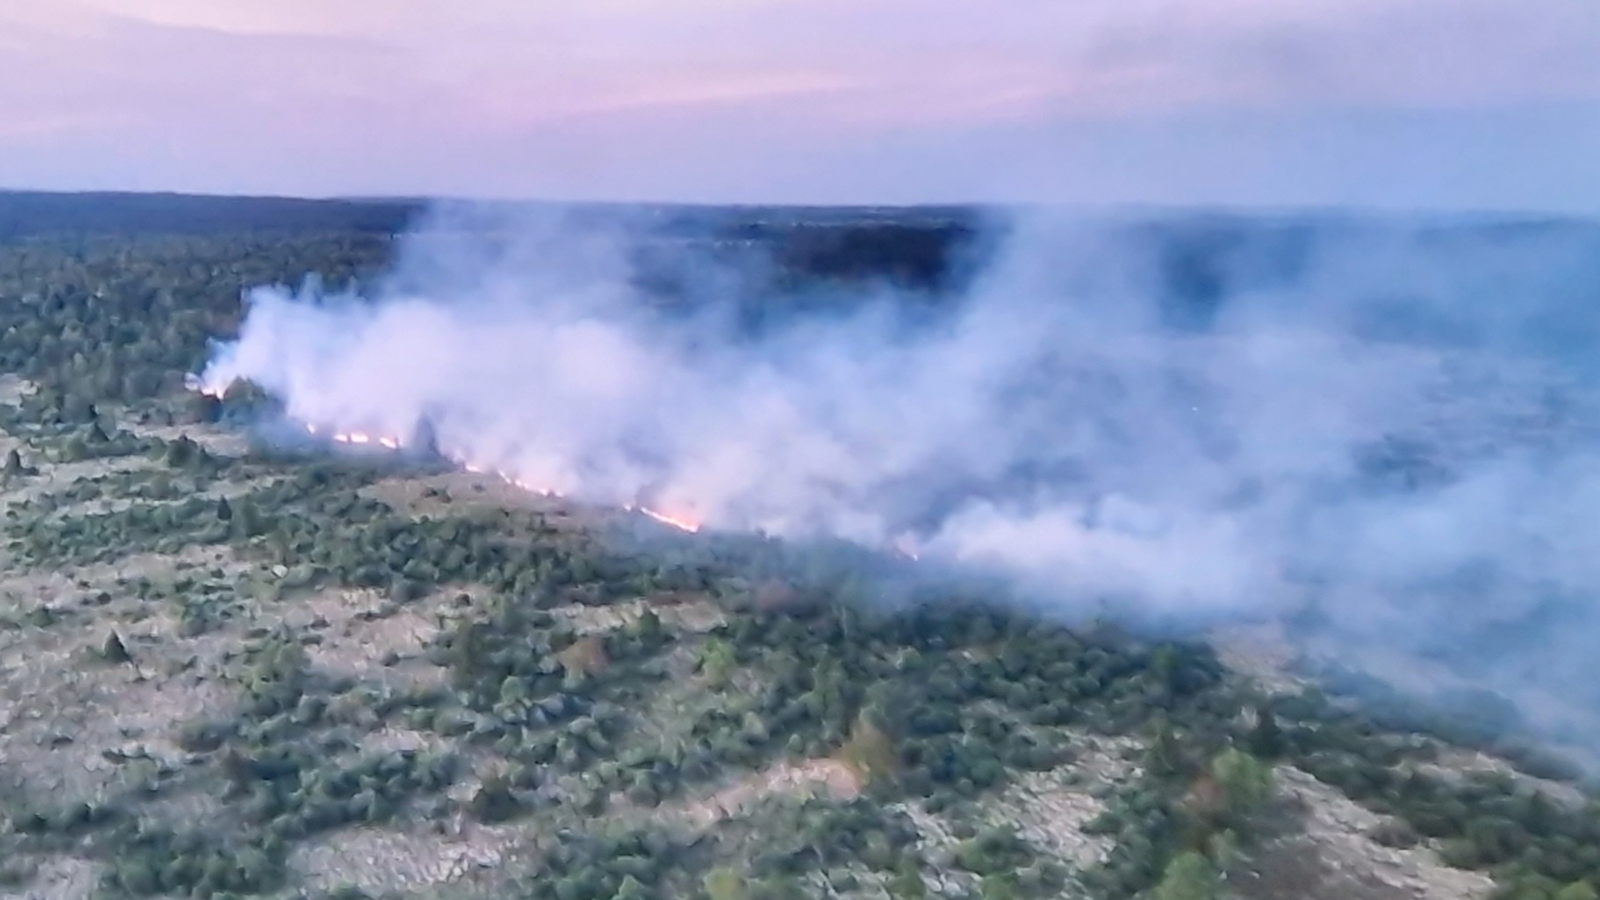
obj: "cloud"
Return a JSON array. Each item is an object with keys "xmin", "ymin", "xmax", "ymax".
[
  {"xmin": 1, "ymin": 0, "xmax": 1596, "ymax": 207},
  {"xmin": 14, "ymin": 0, "xmax": 1599, "ymax": 127}
]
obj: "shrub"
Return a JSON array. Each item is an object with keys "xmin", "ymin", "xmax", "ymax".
[
  {"xmin": 704, "ymin": 867, "xmax": 746, "ymax": 900},
  {"xmin": 1153, "ymin": 851, "xmax": 1219, "ymax": 900},
  {"xmin": 1209, "ymin": 748, "xmax": 1273, "ymax": 822},
  {"xmin": 838, "ymin": 712, "xmax": 897, "ymax": 785}
]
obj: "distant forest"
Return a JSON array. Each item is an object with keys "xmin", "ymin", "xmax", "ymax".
[
  {"xmin": 0, "ymin": 190, "xmax": 988, "ymax": 296},
  {"xmin": 0, "ymin": 191, "xmax": 423, "ymax": 240}
]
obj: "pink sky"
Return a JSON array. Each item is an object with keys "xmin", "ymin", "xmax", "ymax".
[{"xmin": 2, "ymin": 0, "xmax": 1597, "ymax": 210}]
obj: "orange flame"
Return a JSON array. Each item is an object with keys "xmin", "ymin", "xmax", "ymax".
[
  {"xmin": 186, "ymin": 374, "xmax": 229, "ymax": 399},
  {"xmin": 283, "ymin": 415, "xmax": 701, "ymax": 531},
  {"xmin": 637, "ymin": 506, "xmax": 701, "ymax": 532},
  {"xmin": 313, "ymin": 427, "xmax": 405, "ymax": 451}
]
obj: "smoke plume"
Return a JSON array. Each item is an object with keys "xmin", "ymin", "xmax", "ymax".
[{"xmin": 199, "ymin": 203, "xmax": 1600, "ymax": 744}]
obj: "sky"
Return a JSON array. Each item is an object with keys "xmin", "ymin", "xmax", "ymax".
[{"xmin": 1, "ymin": 0, "xmax": 1597, "ymax": 211}]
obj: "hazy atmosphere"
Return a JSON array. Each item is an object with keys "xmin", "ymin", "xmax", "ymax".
[
  {"xmin": 4, "ymin": 0, "xmax": 1599, "ymax": 210},
  {"xmin": 198, "ymin": 203, "xmax": 1600, "ymax": 745},
  {"xmin": 6, "ymin": 3, "xmax": 1600, "ymax": 899}
]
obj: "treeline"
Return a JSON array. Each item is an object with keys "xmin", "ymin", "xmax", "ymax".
[
  {"xmin": 0, "ymin": 191, "xmax": 422, "ymax": 241},
  {"xmin": 0, "ymin": 232, "xmax": 393, "ymax": 405},
  {"xmin": 0, "ymin": 195, "xmax": 988, "ymax": 415}
]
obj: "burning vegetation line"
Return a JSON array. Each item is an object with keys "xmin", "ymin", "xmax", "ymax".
[
  {"xmin": 630, "ymin": 505, "xmax": 702, "ymax": 533},
  {"xmin": 190, "ymin": 378, "xmax": 704, "ymax": 532}
]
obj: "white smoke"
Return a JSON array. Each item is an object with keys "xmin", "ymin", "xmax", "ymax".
[{"xmin": 198, "ymin": 203, "xmax": 1600, "ymax": 737}]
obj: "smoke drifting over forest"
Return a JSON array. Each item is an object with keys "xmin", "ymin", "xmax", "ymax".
[{"xmin": 199, "ymin": 203, "xmax": 1600, "ymax": 742}]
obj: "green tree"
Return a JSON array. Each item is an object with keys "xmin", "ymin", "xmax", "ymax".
[
  {"xmin": 467, "ymin": 773, "xmax": 522, "ymax": 823},
  {"xmin": 1, "ymin": 448, "xmax": 34, "ymax": 482},
  {"xmin": 887, "ymin": 860, "xmax": 927, "ymax": 900},
  {"xmin": 703, "ymin": 867, "xmax": 746, "ymax": 900},
  {"xmin": 614, "ymin": 875, "xmax": 650, "ymax": 900},
  {"xmin": 1557, "ymin": 882, "xmax": 1600, "ymax": 900},
  {"xmin": 1246, "ymin": 705, "xmax": 1285, "ymax": 759},
  {"xmin": 100, "ymin": 630, "xmax": 133, "ymax": 665},
  {"xmin": 1147, "ymin": 716, "xmax": 1186, "ymax": 779},
  {"xmin": 1211, "ymin": 748, "xmax": 1273, "ymax": 822},
  {"xmin": 60, "ymin": 394, "xmax": 96, "ymax": 424},
  {"xmin": 183, "ymin": 391, "xmax": 221, "ymax": 424},
  {"xmin": 1153, "ymin": 852, "xmax": 1220, "ymax": 900},
  {"xmin": 164, "ymin": 435, "xmax": 200, "ymax": 468},
  {"xmin": 60, "ymin": 435, "xmax": 89, "ymax": 463},
  {"xmin": 697, "ymin": 638, "xmax": 737, "ymax": 688},
  {"xmin": 839, "ymin": 710, "xmax": 898, "ymax": 785},
  {"xmin": 978, "ymin": 873, "xmax": 1019, "ymax": 900},
  {"xmin": 230, "ymin": 498, "xmax": 266, "ymax": 540},
  {"xmin": 1206, "ymin": 828, "xmax": 1241, "ymax": 872},
  {"xmin": 632, "ymin": 607, "xmax": 664, "ymax": 646}
]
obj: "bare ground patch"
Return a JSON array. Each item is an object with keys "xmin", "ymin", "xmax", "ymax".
[
  {"xmin": 1228, "ymin": 766, "xmax": 1494, "ymax": 900},
  {"xmin": 29, "ymin": 473, "xmax": 289, "ymax": 524},
  {"xmin": 0, "ymin": 545, "xmax": 246, "ymax": 600},
  {"xmin": 283, "ymin": 587, "xmax": 454, "ymax": 684},
  {"xmin": 0, "ymin": 599, "xmax": 238, "ymax": 804},
  {"xmin": 992, "ymin": 737, "xmax": 1141, "ymax": 869},
  {"xmin": 887, "ymin": 732, "xmax": 1142, "ymax": 898},
  {"xmin": 363, "ymin": 474, "xmax": 578, "ymax": 525},
  {"xmin": 1211, "ymin": 622, "xmax": 1308, "ymax": 697},
  {"xmin": 291, "ymin": 822, "xmax": 523, "ymax": 896},
  {"xmin": 550, "ymin": 593, "xmax": 727, "ymax": 637},
  {"xmin": 0, "ymin": 855, "xmax": 96, "ymax": 900},
  {"xmin": 0, "ymin": 376, "xmax": 36, "ymax": 406},
  {"xmin": 1411, "ymin": 747, "xmax": 1589, "ymax": 809},
  {"xmin": 672, "ymin": 757, "xmax": 863, "ymax": 829},
  {"xmin": 0, "ymin": 455, "xmax": 163, "ymax": 512},
  {"xmin": 0, "ymin": 538, "xmax": 258, "ymax": 827},
  {"xmin": 126, "ymin": 422, "xmax": 252, "ymax": 457}
]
